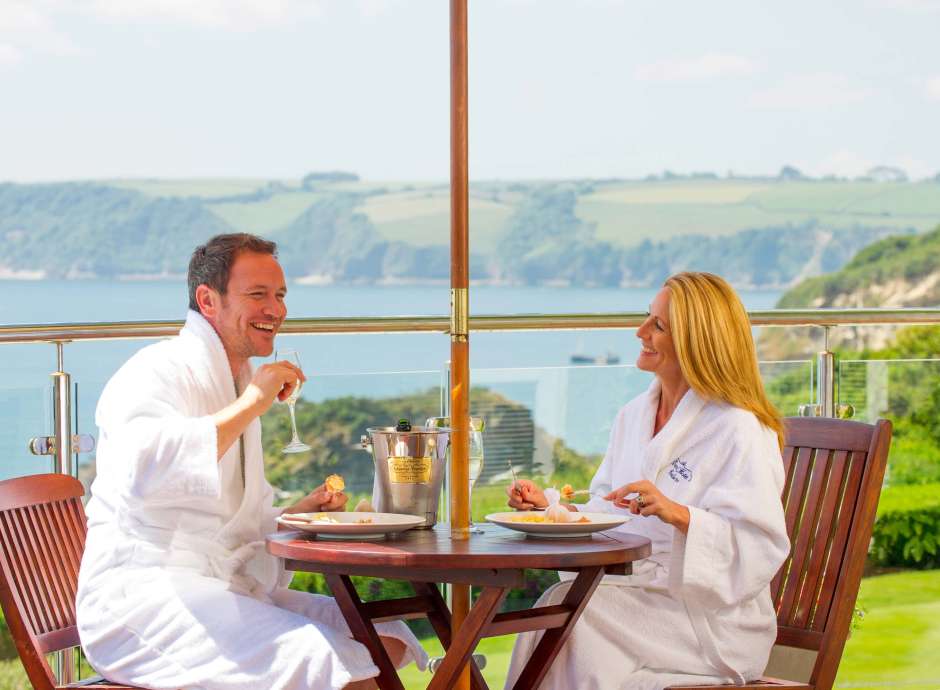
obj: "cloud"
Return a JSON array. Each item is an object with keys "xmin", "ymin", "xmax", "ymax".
[
  {"xmin": 357, "ymin": 0, "xmax": 403, "ymax": 19},
  {"xmin": 0, "ymin": 1, "xmax": 77, "ymax": 63},
  {"xmin": 0, "ymin": 0, "xmax": 329, "ymax": 64},
  {"xmin": 925, "ymin": 76, "xmax": 940, "ymax": 101},
  {"xmin": 635, "ymin": 53, "xmax": 761, "ymax": 82},
  {"xmin": 0, "ymin": 42, "xmax": 22, "ymax": 67},
  {"xmin": 85, "ymin": 0, "xmax": 324, "ymax": 30},
  {"xmin": 749, "ymin": 73, "xmax": 872, "ymax": 109},
  {"xmin": 871, "ymin": 0, "xmax": 940, "ymax": 11}
]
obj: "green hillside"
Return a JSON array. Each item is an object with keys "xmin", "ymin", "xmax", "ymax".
[
  {"xmin": 757, "ymin": 224, "xmax": 940, "ymax": 358},
  {"xmin": 106, "ymin": 176, "xmax": 940, "ymax": 250},
  {"xmin": 1, "ymin": 175, "xmax": 938, "ymax": 287},
  {"xmin": 778, "ymin": 227, "xmax": 940, "ymax": 308}
]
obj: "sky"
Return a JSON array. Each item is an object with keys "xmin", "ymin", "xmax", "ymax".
[{"xmin": 1, "ymin": 0, "xmax": 939, "ymax": 182}]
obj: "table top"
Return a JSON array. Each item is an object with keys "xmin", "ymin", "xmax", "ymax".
[{"xmin": 266, "ymin": 525, "xmax": 651, "ymax": 571}]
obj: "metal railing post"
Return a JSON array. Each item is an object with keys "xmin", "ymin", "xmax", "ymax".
[
  {"xmin": 800, "ymin": 326, "xmax": 853, "ymax": 419},
  {"xmin": 53, "ymin": 344, "xmax": 74, "ymax": 476},
  {"xmin": 817, "ymin": 327, "xmax": 836, "ymax": 418},
  {"xmin": 53, "ymin": 344, "xmax": 77, "ymax": 684}
]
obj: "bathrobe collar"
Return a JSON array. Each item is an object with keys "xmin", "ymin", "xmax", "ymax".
[{"xmin": 641, "ymin": 378, "xmax": 709, "ymax": 482}]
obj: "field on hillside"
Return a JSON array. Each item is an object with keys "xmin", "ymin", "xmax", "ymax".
[
  {"xmin": 582, "ymin": 180, "xmax": 940, "ymax": 246},
  {"xmin": 101, "ymin": 177, "xmax": 940, "ymax": 252}
]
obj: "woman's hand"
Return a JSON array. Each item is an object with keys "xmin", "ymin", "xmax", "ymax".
[
  {"xmin": 506, "ymin": 479, "xmax": 548, "ymax": 510},
  {"xmin": 605, "ymin": 480, "xmax": 690, "ymax": 534},
  {"xmin": 283, "ymin": 483, "xmax": 348, "ymax": 515}
]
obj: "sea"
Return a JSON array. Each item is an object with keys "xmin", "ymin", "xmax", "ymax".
[{"xmin": 0, "ymin": 281, "xmax": 781, "ymax": 481}]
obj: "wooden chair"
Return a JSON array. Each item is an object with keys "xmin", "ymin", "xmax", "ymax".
[
  {"xmin": 668, "ymin": 416, "xmax": 892, "ymax": 690},
  {"xmin": 0, "ymin": 473, "xmax": 144, "ymax": 689}
]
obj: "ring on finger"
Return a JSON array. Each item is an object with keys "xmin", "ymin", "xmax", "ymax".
[{"xmin": 636, "ymin": 494, "xmax": 645, "ymax": 508}]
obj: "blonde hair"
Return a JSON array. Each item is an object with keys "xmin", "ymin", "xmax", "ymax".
[{"xmin": 664, "ymin": 272, "xmax": 784, "ymax": 450}]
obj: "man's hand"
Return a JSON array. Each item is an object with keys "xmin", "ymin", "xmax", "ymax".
[
  {"xmin": 283, "ymin": 483, "xmax": 348, "ymax": 515},
  {"xmin": 241, "ymin": 361, "xmax": 307, "ymax": 416},
  {"xmin": 506, "ymin": 479, "xmax": 548, "ymax": 510},
  {"xmin": 213, "ymin": 361, "xmax": 307, "ymax": 461}
]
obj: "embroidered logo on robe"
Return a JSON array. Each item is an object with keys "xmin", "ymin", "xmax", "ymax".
[{"xmin": 669, "ymin": 459, "xmax": 692, "ymax": 482}]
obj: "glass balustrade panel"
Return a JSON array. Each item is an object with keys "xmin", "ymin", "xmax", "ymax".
[
  {"xmin": 840, "ymin": 358, "xmax": 940, "ymax": 487},
  {"xmin": 0, "ymin": 344, "xmax": 57, "ymax": 480},
  {"xmin": 836, "ymin": 358, "xmax": 940, "ymax": 688}
]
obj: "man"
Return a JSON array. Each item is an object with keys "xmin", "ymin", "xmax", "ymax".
[{"xmin": 76, "ymin": 233, "xmax": 426, "ymax": 690}]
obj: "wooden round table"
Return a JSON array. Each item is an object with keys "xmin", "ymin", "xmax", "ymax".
[{"xmin": 267, "ymin": 526, "xmax": 651, "ymax": 690}]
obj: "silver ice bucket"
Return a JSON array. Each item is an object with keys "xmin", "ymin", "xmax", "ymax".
[{"xmin": 360, "ymin": 419, "xmax": 450, "ymax": 529}]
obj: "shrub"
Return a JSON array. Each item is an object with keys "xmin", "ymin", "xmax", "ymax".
[
  {"xmin": 885, "ymin": 432, "xmax": 940, "ymax": 486},
  {"xmin": 871, "ymin": 483, "xmax": 940, "ymax": 569}
]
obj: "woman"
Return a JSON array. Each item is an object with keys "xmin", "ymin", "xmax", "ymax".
[{"xmin": 506, "ymin": 272, "xmax": 790, "ymax": 690}]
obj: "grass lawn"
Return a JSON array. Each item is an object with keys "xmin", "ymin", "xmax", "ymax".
[
  {"xmin": 1, "ymin": 571, "xmax": 936, "ymax": 689},
  {"xmin": 398, "ymin": 634, "xmax": 515, "ymax": 690},
  {"xmin": 836, "ymin": 569, "xmax": 940, "ymax": 688}
]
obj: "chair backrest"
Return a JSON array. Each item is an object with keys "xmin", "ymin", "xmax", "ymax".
[
  {"xmin": 0, "ymin": 473, "xmax": 88, "ymax": 690},
  {"xmin": 772, "ymin": 417, "xmax": 891, "ymax": 690}
]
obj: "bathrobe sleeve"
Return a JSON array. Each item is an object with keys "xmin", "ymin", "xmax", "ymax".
[
  {"xmin": 669, "ymin": 417, "xmax": 790, "ymax": 610},
  {"xmin": 96, "ymin": 352, "xmax": 220, "ymax": 502}
]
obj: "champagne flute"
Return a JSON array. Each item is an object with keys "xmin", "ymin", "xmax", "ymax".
[
  {"xmin": 468, "ymin": 417, "xmax": 485, "ymax": 534},
  {"xmin": 275, "ymin": 349, "xmax": 311, "ymax": 454},
  {"xmin": 426, "ymin": 416, "xmax": 485, "ymax": 533}
]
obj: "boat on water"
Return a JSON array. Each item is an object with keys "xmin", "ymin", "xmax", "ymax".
[{"xmin": 570, "ymin": 351, "xmax": 621, "ymax": 365}]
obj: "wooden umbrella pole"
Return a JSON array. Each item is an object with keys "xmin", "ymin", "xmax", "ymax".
[
  {"xmin": 449, "ymin": 0, "xmax": 471, "ymax": 688},
  {"xmin": 449, "ymin": 0, "xmax": 470, "ymax": 543}
]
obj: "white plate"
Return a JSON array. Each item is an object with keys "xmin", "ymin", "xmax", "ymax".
[
  {"xmin": 276, "ymin": 512, "xmax": 425, "ymax": 540},
  {"xmin": 485, "ymin": 511, "xmax": 629, "ymax": 538}
]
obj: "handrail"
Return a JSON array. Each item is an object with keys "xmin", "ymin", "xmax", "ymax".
[{"xmin": 3, "ymin": 308, "xmax": 940, "ymax": 344}]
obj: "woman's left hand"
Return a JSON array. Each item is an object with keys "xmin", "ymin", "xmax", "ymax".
[{"xmin": 605, "ymin": 480, "xmax": 690, "ymax": 534}]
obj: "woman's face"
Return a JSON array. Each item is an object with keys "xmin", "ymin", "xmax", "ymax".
[{"xmin": 636, "ymin": 288, "xmax": 684, "ymax": 384}]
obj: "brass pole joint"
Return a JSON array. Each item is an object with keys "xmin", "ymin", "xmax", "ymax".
[{"xmin": 450, "ymin": 288, "xmax": 469, "ymax": 342}]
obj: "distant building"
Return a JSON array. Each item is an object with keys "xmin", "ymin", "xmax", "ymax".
[
  {"xmin": 864, "ymin": 166, "xmax": 908, "ymax": 183},
  {"xmin": 777, "ymin": 165, "xmax": 806, "ymax": 181}
]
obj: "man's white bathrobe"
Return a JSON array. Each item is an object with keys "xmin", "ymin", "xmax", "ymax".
[
  {"xmin": 506, "ymin": 380, "xmax": 790, "ymax": 690},
  {"xmin": 76, "ymin": 311, "xmax": 427, "ymax": 690}
]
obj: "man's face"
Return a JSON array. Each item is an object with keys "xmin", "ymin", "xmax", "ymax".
[{"xmin": 203, "ymin": 251, "xmax": 287, "ymax": 364}]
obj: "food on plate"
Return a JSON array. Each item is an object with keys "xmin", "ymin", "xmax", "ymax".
[
  {"xmin": 561, "ymin": 484, "xmax": 574, "ymax": 500},
  {"xmin": 545, "ymin": 503, "xmax": 571, "ymax": 523},
  {"xmin": 309, "ymin": 513, "xmax": 338, "ymax": 523},
  {"xmin": 324, "ymin": 474, "xmax": 345, "ymax": 492},
  {"xmin": 354, "ymin": 498, "xmax": 375, "ymax": 512},
  {"xmin": 356, "ymin": 517, "xmax": 374, "ymax": 524},
  {"xmin": 509, "ymin": 512, "xmax": 591, "ymax": 524},
  {"xmin": 510, "ymin": 514, "xmax": 550, "ymax": 523}
]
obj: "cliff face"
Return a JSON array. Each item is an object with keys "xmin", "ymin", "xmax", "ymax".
[{"xmin": 758, "ymin": 226, "xmax": 940, "ymax": 359}]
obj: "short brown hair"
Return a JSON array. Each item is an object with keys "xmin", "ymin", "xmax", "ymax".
[{"xmin": 188, "ymin": 233, "xmax": 278, "ymax": 311}]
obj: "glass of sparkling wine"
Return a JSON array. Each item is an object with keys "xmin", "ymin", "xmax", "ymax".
[
  {"xmin": 468, "ymin": 417, "xmax": 485, "ymax": 534},
  {"xmin": 426, "ymin": 416, "xmax": 485, "ymax": 533},
  {"xmin": 275, "ymin": 349, "xmax": 311, "ymax": 454}
]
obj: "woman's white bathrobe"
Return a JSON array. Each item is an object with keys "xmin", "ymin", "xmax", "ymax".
[
  {"xmin": 76, "ymin": 311, "xmax": 427, "ymax": 690},
  {"xmin": 506, "ymin": 380, "xmax": 790, "ymax": 690}
]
